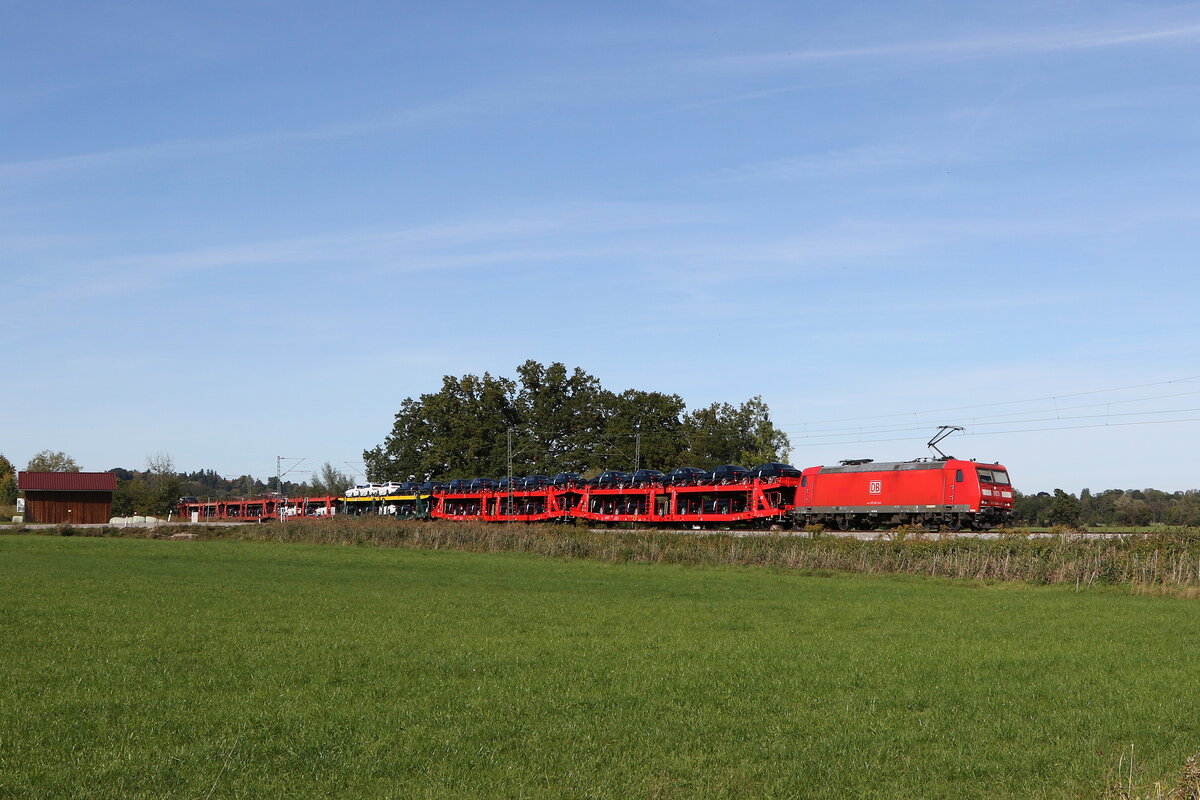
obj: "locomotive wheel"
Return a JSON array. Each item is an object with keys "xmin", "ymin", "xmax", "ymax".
[{"xmin": 836, "ymin": 515, "xmax": 853, "ymax": 531}]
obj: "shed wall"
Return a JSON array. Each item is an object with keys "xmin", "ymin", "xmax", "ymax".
[{"xmin": 25, "ymin": 491, "xmax": 113, "ymax": 524}]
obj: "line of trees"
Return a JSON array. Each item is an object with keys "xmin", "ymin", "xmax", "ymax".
[
  {"xmin": 0, "ymin": 448, "xmax": 350, "ymax": 518},
  {"xmin": 363, "ymin": 360, "xmax": 792, "ymax": 482},
  {"xmin": 126, "ymin": 462, "xmax": 352, "ymax": 503},
  {"xmin": 164, "ymin": 468, "xmax": 302, "ymax": 501},
  {"xmin": 110, "ymin": 453, "xmax": 185, "ymax": 517},
  {"xmin": 111, "ymin": 459, "xmax": 354, "ymax": 514},
  {"xmin": 1013, "ymin": 488, "xmax": 1200, "ymax": 527},
  {"xmin": 165, "ymin": 464, "xmax": 350, "ymax": 500}
]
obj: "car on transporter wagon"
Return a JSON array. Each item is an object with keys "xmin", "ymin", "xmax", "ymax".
[
  {"xmin": 628, "ymin": 469, "xmax": 666, "ymax": 486},
  {"xmin": 664, "ymin": 467, "xmax": 709, "ymax": 487},
  {"xmin": 591, "ymin": 470, "xmax": 630, "ymax": 488},
  {"xmin": 469, "ymin": 477, "xmax": 497, "ymax": 492},
  {"xmin": 551, "ymin": 472, "xmax": 588, "ymax": 489},
  {"xmin": 746, "ymin": 462, "xmax": 802, "ymax": 481},
  {"xmin": 707, "ymin": 464, "xmax": 751, "ymax": 484}
]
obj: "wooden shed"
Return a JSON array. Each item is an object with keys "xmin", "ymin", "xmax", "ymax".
[{"xmin": 18, "ymin": 471, "xmax": 117, "ymax": 524}]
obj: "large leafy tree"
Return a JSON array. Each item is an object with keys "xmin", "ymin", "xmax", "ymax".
[
  {"xmin": 507, "ymin": 363, "xmax": 689, "ymax": 474},
  {"xmin": 681, "ymin": 396, "xmax": 791, "ymax": 466},
  {"xmin": 365, "ymin": 362, "xmax": 791, "ymax": 481},
  {"xmin": 510, "ymin": 361, "xmax": 607, "ymax": 474},
  {"xmin": 26, "ymin": 450, "xmax": 81, "ymax": 472},
  {"xmin": 596, "ymin": 389, "xmax": 688, "ymax": 472},
  {"xmin": 365, "ymin": 372, "xmax": 519, "ymax": 481},
  {"xmin": 111, "ymin": 452, "xmax": 184, "ymax": 518},
  {"xmin": 1048, "ymin": 488, "xmax": 1081, "ymax": 526},
  {"xmin": 308, "ymin": 462, "xmax": 353, "ymax": 497},
  {"xmin": 0, "ymin": 454, "xmax": 16, "ymax": 505},
  {"xmin": 109, "ymin": 453, "xmax": 183, "ymax": 517}
]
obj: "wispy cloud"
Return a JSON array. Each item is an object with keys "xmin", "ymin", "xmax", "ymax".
[
  {"xmin": 0, "ymin": 91, "xmax": 512, "ymax": 182},
  {"xmin": 12, "ymin": 201, "xmax": 712, "ymax": 305},
  {"xmin": 638, "ymin": 77, "xmax": 867, "ymax": 116},
  {"xmin": 691, "ymin": 18, "xmax": 1200, "ymax": 71},
  {"xmin": 701, "ymin": 145, "xmax": 934, "ymax": 183}
]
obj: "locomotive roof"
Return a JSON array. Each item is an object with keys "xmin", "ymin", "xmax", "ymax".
[
  {"xmin": 816, "ymin": 459, "xmax": 1002, "ymax": 474},
  {"xmin": 818, "ymin": 461, "xmax": 943, "ymax": 474}
]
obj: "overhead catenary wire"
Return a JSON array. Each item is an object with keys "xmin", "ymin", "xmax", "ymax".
[
  {"xmin": 788, "ymin": 415, "xmax": 1200, "ymax": 448},
  {"xmin": 775, "ymin": 374, "xmax": 1200, "ymax": 429},
  {"xmin": 779, "ymin": 388, "xmax": 1200, "ymax": 437},
  {"xmin": 786, "ymin": 405, "xmax": 1200, "ymax": 442}
]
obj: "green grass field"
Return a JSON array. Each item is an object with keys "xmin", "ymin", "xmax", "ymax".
[{"xmin": 1, "ymin": 535, "xmax": 1197, "ymax": 799}]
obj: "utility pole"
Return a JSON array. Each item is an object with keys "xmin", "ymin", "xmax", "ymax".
[
  {"xmin": 276, "ymin": 456, "xmax": 284, "ymax": 521},
  {"xmin": 634, "ymin": 432, "xmax": 641, "ymax": 474},
  {"xmin": 507, "ymin": 427, "xmax": 514, "ymax": 520},
  {"xmin": 275, "ymin": 457, "xmax": 307, "ymax": 519}
]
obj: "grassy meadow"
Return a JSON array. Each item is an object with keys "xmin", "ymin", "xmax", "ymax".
[
  {"xmin": 1, "ymin": 534, "xmax": 1198, "ymax": 799},
  {"xmin": 169, "ymin": 517, "xmax": 1200, "ymax": 593}
]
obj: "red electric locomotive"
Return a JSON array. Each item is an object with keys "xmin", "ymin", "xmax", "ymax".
[{"xmin": 791, "ymin": 458, "xmax": 1014, "ymax": 531}]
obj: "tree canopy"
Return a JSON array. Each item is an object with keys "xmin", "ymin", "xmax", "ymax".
[
  {"xmin": 308, "ymin": 462, "xmax": 353, "ymax": 497},
  {"xmin": 110, "ymin": 453, "xmax": 184, "ymax": 518},
  {"xmin": 364, "ymin": 361, "xmax": 792, "ymax": 481},
  {"xmin": 1013, "ymin": 487, "xmax": 1200, "ymax": 527},
  {"xmin": 26, "ymin": 450, "xmax": 81, "ymax": 472},
  {"xmin": 0, "ymin": 454, "xmax": 16, "ymax": 505}
]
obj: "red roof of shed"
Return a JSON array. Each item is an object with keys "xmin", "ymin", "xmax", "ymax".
[{"xmin": 18, "ymin": 471, "xmax": 118, "ymax": 492}]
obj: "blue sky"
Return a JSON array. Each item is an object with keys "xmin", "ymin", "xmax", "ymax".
[{"xmin": 4, "ymin": 1, "xmax": 1199, "ymax": 492}]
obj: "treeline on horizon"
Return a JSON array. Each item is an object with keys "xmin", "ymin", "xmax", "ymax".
[
  {"xmin": 1013, "ymin": 487, "xmax": 1200, "ymax": 528},
  {"xmin": 0, "ymin": 452, "xmax": 324, "ymax": 519},
  {"xmin": 129, "ymin": 467, "xmax": 305, "ymax": 503}
]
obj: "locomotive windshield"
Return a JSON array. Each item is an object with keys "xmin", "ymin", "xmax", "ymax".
[{"xmin": 977, "ymin": 468, "xmax": 1010, "ymax": 485}]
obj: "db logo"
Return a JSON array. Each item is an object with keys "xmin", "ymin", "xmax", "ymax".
[{"xmin": 868, "ymin": 480, "xmax": 882, "ymax": 495}]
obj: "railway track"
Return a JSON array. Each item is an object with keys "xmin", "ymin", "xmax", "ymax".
[{"xmin": 588, "ymin": 528, "xmax": 1152, "ymax": 539}]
